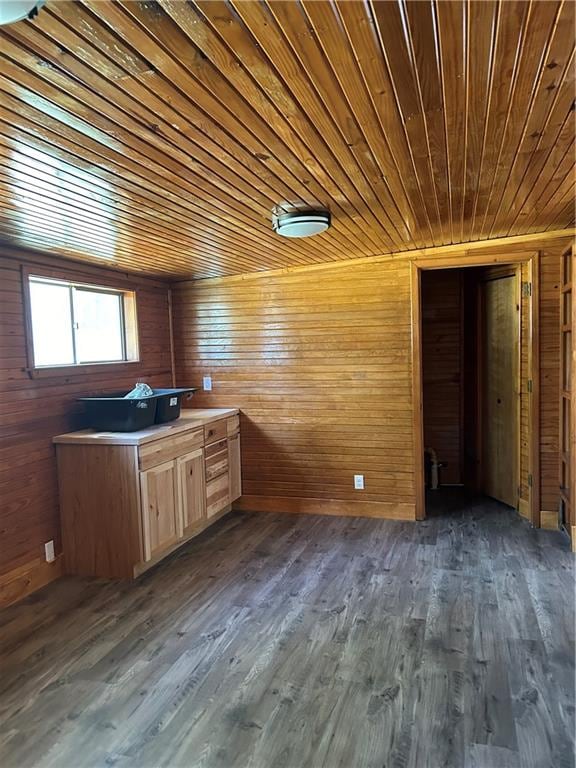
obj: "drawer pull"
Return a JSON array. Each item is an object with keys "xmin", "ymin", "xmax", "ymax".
[{"xmin": 204, "ymin": 420, "xmax": 228, "ymax": 444}]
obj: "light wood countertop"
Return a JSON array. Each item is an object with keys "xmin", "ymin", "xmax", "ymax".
[{"xmin": 53, "ymin": 408, "xmax": 239, "ymax": 446}]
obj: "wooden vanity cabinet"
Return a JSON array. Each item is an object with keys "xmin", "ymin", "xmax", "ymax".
[{"xmin": 54, "ymin": 410, "xmax": 240, "ymax": 580}]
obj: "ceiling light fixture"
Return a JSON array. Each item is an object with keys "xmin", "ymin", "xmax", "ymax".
[
  {"xmin": 272, "ymin": 209, "xmax": 331, "ymax": 238},
  {"xmin": 0, "ymin": 0, "xmax": 46, "ymax": 26}
]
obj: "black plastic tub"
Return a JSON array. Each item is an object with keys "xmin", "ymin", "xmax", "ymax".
[
  {"xmin": 151, "ymin": 388, "xmax": 197, "ymax": 424},
  {"xmin": 79, "ymin": 387, "xmax": 197, "ymax": 431},
  {"xmin": 79, "ymin": 394, "xmax": 157, "ymax": 432}
]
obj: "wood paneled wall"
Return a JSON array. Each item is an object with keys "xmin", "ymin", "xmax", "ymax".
[
  {"xmin": 174, "ymin": 258, "xmax": 416, "ymax": 519},
  {"xmin": 0, "ymin": 247, "xmax": 172, "ymax": 602},
  {"xmin": 173, "ymin": 237, "xmax": 570, "ymax": 520},
  {"xmin": 422, "ymin": 270, "xmax": 462, "ymax": 485}
]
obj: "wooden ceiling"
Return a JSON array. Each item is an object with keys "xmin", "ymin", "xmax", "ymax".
[{"xmin": 0, "ymin": 0, "xmax": 574, "ymax": 279}]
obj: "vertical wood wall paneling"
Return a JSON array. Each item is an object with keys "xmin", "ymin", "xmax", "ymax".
[{"xmin": 0, "ymin": 246, "xmax": 172, "ymax": 604}]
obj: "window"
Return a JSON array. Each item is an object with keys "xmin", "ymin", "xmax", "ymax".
[{"xmin": 27, "ymin": 275, "xmax": 139, "ymax": 369}]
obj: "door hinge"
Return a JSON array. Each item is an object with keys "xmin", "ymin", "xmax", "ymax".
[
  {"xmin": 528, "ymin": 379, "xmax": 533, "ymax": 393},
  {"xmin": 528, "ymin": 473, "xmax": 533, "ymax": 487},
  {"xmin": 522, "ymin": 281, "xmax": 532, "ymax": 297}
]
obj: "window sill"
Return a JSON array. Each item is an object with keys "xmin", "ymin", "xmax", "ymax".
[{"xmin": 26, "ymin": 360, "xmax": 141, "ymax": 381}]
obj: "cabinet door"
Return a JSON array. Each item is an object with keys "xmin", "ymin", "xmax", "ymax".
[
  {"xmin": 229, "ymin": 433, "xmax": 242, "ymax": 502},
  {"xmin": 139, "ymin": 460, "xmax": 180, "ymax": 562},
  {"xmin": 177, "ymin": 448, "xmax": 206, "ymax": 536}
]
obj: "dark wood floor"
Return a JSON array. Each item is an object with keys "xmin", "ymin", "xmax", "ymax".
[{"xmin": 0, "ymin": 493, "xmax": 574, "ymax": 768}]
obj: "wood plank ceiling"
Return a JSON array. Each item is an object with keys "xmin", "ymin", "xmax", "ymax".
[{"xmin": 0, "ymin": 0, "xmax": 574, "ymax": 279}]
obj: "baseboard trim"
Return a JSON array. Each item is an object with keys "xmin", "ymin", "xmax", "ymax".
[
  {"xmin": 540, "ymin": 509, "xmax": 559, "ymax": 530},
  {"xmin": 234, "ymin": 495, "xmax": 416, "ymax": 520},
  {"xmin": 0, "ymin": 555, "xmax": 63, "ymax": 609}
]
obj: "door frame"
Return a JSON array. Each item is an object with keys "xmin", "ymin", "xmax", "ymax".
[
  {"xmin": 559, "ymin": 243, "xmax": 575, "ymax": 548},
  {"xmin": 410, "ymin": 251, "xmax": 540, "ymax": 524}
]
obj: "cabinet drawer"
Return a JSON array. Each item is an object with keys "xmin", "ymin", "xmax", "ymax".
[
  {"xmin": 227, "ymin": 415, "xmax": 240, "ymax": 435},
  {"xmin": 204, "ymin": 419, "xmax": 227, "ymax": 445},
  {"xmin": 206, "ymin": 473, "xmax": 229, "ymax": 518},
  {"xmin": 205, "ymin": 438, "xmax": 228, "ymax": 459},
  {"xmin": 205, "ymin": 439, "xmax": 229, "ymax": 482},
  {"xmin": 139, "ymin": 429, "xmax": 203, "ymax": 471},
  {"xmin": 206, "ymin": 456, "xmax": 228, "ymax": 482}
]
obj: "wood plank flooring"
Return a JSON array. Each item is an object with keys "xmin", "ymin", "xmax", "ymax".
[{"xmin": 0, "ymin": 493, "xmax": 574, "ymax": 768}]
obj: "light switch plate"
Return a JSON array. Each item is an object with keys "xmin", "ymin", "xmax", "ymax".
[
  {"xmin": 203, "ymin": 376, "xmax": 212, "ymax": 391},
  {"xmin": 354, "ymin": 474, "xmax": 365, "ymax": 490}
]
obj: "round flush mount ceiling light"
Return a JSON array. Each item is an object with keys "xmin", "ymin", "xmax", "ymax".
[
  {"xmin": 0, "ymin": 0, "xmax": 46, "ymax": 26},
  {"xmin": 272, "ymin": 209, "xmax": 331, "ymax": 238}
]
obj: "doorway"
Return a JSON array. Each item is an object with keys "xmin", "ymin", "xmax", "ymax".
[{"xmin": 411, "ymin": 253, "xmax": 540, "ymax": 523}]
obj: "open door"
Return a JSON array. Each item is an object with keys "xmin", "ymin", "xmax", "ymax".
[
  {"xmin": 411, "ymin": 252, "xmax": 540, "ymax": 523},
  {"xmin": 480, "ymin": 274, "xmax": 520, "ymax": 508}
]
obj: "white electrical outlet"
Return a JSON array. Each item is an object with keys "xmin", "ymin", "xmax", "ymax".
[
  {"xmin": 354, "ymin": 474, "xmax": 365, "ymax": 490},
  {"xmin": 203, "ymin": 375, "xmax": 212, "ymax": 391},
  {"xmin": 44, "ymin": 540, "xmax": 55, "ymax": 563}
]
